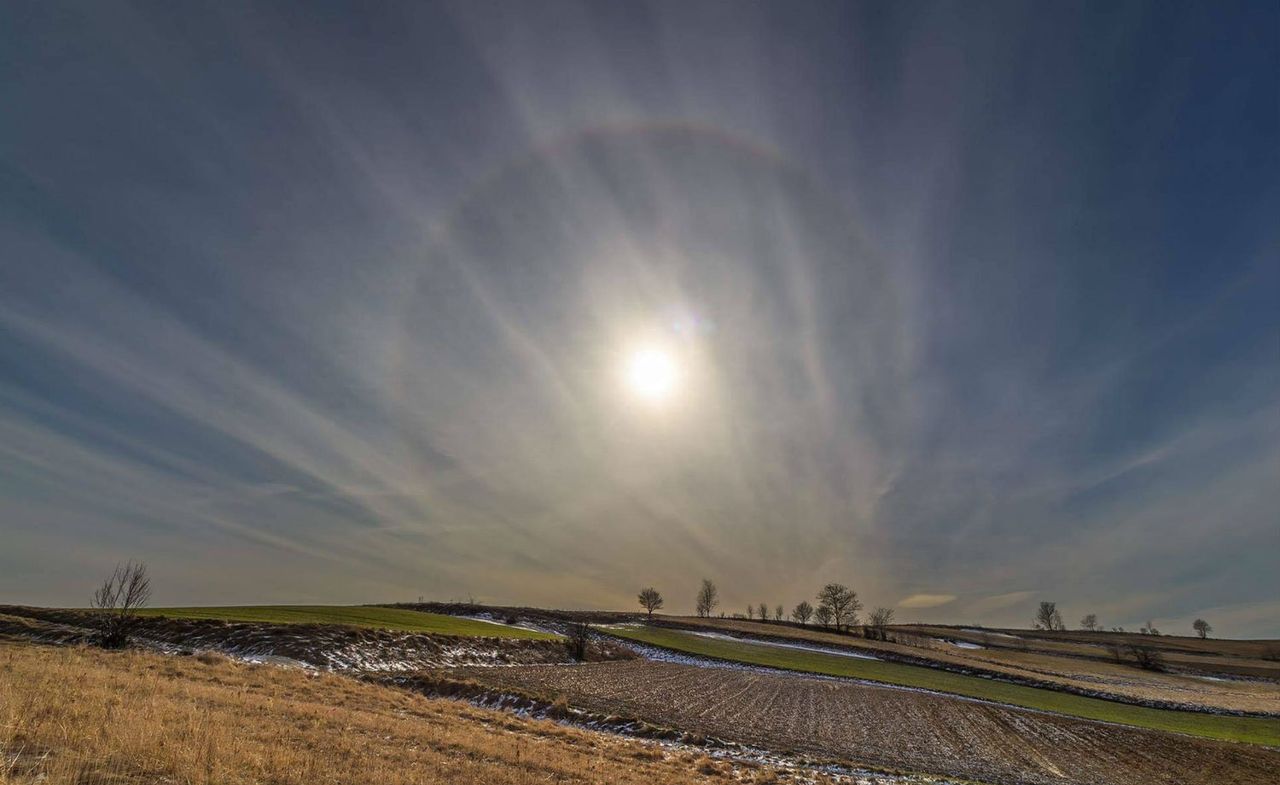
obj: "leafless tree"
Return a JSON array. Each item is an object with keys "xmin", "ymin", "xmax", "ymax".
[
  {"xmin": 637, "ymin": 587, "xmax": 664, "ymax": 617},
  {"xmin": 1033, "ymin": 601, "xmax": 1065, "ymax": 631},
  {"xmin": 816, "ymin": 584, "xmax": 861, "ymax": 632},
  {"xmin": 1127, "ymin": 644, "xmax": 1164, "ymax": 671},
  {"xmin": 1105, "ymin": 640, "xmax": 1127, "ymax": 664},
  {"xmin": 868, "ymin": 607, "xmax": 895, "ymax": 641},
  {"xmin": 90, "ymin": 561, "xmax": 152, "ymax": 649},
  {"xmin": 1079, "ymin": 613, "xmax": 1099, "ymax": 631},
  {"xmin": 746, "ymin": 605, "xmax": 754, "ymax": 620},
  {"xmin": 1192, "ymin": 618, "xmax": 1212, "ymax": 639},
  {"xmin": 757, "ymin": 603, "xmax": 769, "ymax": 622},
  {"xmin": 695, "ymin": 579, "xmax": 719, "ymax": 618},
  {"xmin": 566, "ymin": 622, "xmax": 590, "ymax": 661},
  {"xmin": 1140, "ymin": 619, "xmax": 1160, "ymax": 635},
  {"xmin": 791, "ymin": 600, "xmax": 813, "ymax": 625},
  {"xmin": 774, "ymin": 605, "xmax": 784, "ymax": 622},
  {"xmin": 814, "ymin": 604, "xmax": 833, "ymax": 628}
]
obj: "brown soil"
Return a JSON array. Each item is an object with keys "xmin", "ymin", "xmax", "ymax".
[
  {"xmin": 662, "ymin": 617, "xmax": 1280, "ymax": 715},
  {"xmin": 448, "ymin": 659, "xmax": 1280, "ymax": 785}
]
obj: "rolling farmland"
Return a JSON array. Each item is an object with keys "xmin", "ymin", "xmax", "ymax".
[
  {"xmin": 604, "ymin": 624, "xmax": 1280, "ymax": 744},
  {"xmin": 134, "ymin": 605, "xmax": 558, "ymax": 639},
  {"xmin": 450, "ymin": 659, "xmax": 1280, "ymax": 785}
]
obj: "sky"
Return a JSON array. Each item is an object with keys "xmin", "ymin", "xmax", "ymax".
[{"xmin": 2, "ymin": 1, "xmax": 1278, "ymax": 636}]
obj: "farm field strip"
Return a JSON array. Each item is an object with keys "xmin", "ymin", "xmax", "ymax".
[
  {"xmin": 136, "ymin": 605, "xmax": 559, "ymax": 639},
  {"xmin": 605, "ymin": 625, "xmax": 1280, "ymax": 745},
  {"xmin": 689, "ymin": 630, "xmax": 882, "ymax": 660},
  {"xmin": 451, "ymin": 660, "xmax": 1280, "ymax": 785},
  {"xmin": 659, "ymin": 617, "xmax": 1280, "ymax": 715}
]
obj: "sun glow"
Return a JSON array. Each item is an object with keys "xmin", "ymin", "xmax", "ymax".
[{"xmin": 624, "ymin": 345, "xmax": 680, "ymax": 403}]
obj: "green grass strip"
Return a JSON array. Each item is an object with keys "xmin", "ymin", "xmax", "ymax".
[
  {"xmin": 138, "ymin": 605, "xmax": 558, "ymax": 640},
  {"xmin": 607, "ymin": 625, "xmax": 1280, "ymax": 746}
]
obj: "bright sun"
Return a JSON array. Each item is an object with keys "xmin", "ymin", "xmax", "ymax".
[{"xmin": 625, "ymin": 346, "xmax": 679, "ymax": 402}]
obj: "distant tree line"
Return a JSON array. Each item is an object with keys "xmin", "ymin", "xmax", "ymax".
[
  {"xmin": 635, "ymin": 579, "xmax": 900, "ymax": 642},
  {"xmin": 1023, "ymin": 600, "xmax": 1221, "ymax": 671},
  {"xmin": 638, "ymin": 585, "xmax": 1222, "ymax": 673}
]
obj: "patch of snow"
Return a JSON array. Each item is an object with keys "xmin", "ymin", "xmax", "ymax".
[
  {"xmin": 949, "ymin": 640, "xmax": 984, "ymax": 650},
  {"xmin": 458, "ymin": 613, "xmax": 559, "ymax": 636},
  {"xmin": 689, "ymin": 630, "xmax": 882, "ymax": 660},
  {"xmin": 240, "ymin": 654, "xmax": 315, "ymax": 669}
]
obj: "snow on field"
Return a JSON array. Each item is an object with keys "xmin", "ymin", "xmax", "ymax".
[
  {"xmin": 620, "ymin": 638, "xmax": 985, "ymax": 703},
  {"xmin": 458, "ymin": 613, "xmax": 560, "ymax": 636},
  {"xmin": 949, "ymin": 640, "xmax": 984, "ymax": 650},
  {"xmin": 689, "ymin": 629, "xmax": 882, "ymax": 660}
]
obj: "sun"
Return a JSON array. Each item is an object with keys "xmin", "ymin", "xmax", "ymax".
[{"xmin": 624, "ymin": 345, "xmax": 680, "ymax": 402}]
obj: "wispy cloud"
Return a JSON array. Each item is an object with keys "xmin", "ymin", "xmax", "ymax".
[
  {"xmin": 899, "ymin": 594, "xmax": 957, "ymax": 609},
  {"xmin": 1, "ymin": 2, "xmax": 1276, "ymax": 633}
]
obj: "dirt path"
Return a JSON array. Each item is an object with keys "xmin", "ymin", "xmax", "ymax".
[{"xmin": 448, "ymin": 660, "xmax": 1280, "ymax": 785}]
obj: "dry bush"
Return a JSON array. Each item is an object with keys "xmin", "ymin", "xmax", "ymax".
[
  {"xmin": 193, "ymin": 650, "xmax": 228, "ymax": 666},
  {"xmin": 1126, "ymin": 644, "xmax": 1165, "ymax": 672},
  {"xmin": 88, "ymin": 561, "xmax": 151, "ymax": 649},
  {"xmin": 0, "ymin": 641, "xmax": 762, "ymax": 785}
]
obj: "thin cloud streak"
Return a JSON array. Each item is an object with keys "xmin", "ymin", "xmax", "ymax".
[{"xmin": 1, "ymin": 2, "xmax": 1276, "ymax": 632}]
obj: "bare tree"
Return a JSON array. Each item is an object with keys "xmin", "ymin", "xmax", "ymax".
[
  {"xmin": 90, "ymin": 561, "xmax": 152, "ymax": 649},
  {"xmin": 695, "ymin": 579, "xmax": 719, "ymax": 618},
  {"xmin": 566, "ymin": 622, "xmax": 590, "ymax": 661},
  {"xmin": 1140, "ymin": 619, "xmax": 1160, "ymax": 635},
  {"xmin": 746, "ymin": 605, "xmax": 754, "ymax": 620},
  {"xmin": 1033, "ymin": 601, "xmax": 1065, "ymax": 631},
  {"xmin": 814, "ymin": 604, "xmax": 833, "ymax": 628},
  {"xmin": 637, "ymin": 587, "xmax": 664, "ymax": 617},
  {"xmin": 757, "ymin": 603, "xmax": 769, "ymax": 623},
  {"xmin": 1105, "ymin": 640, "xmax": 1127, "ymax": 664},
  {"xmin": 1126, "ymin": 644, "xmax": 1164, "ymax": 671},
  {"xmin": 1192, "ymin": 618, "xmax": 1212, "ymax": 639},
  {"xmin": 868, "ymin": 607, "xmax": 895, "ymax": 641},
  {"xmin": 1079, "ymin": 613, "xmax": 1099, "ymax": 631},
  {"xmin": 774, "ymin": 604, "xmax": 784, "ymax": 622},
  {"xmin": 816, "ymin": 584, "xmax": 861, "ymax": 632},
  {"xmin": 791, "ymin": 600, "xmax": 814, "ymax": 625}
]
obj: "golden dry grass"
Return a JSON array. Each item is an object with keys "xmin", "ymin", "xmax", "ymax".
[{"xmin": 0, "ymin": 641, "xmax": 795, "ymax": 785}]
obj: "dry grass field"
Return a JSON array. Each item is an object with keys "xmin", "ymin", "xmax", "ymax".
[{"xmin": 0, "ymin": 641, "xmax": 800, "ymax": 785}]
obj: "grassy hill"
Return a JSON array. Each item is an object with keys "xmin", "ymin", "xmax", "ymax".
[{"xmin": 137, "ymin": 605, "xmax": 558, "ymax": 640}]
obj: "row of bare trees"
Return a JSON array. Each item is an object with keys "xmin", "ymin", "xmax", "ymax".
[
  {"xmin": 1035, "ymin": 601, "xmax": 1213, "ymax": 639},
  {"xmin": 638, "ymin": 580, "xmax": 897, "ymax": 639}
]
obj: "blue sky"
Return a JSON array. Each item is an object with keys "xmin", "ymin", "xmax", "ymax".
[{"xmin": 2, "ymin": 1, "xmax": 1277, "ymax": 635}]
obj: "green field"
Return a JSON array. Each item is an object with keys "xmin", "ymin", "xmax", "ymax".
[
  {"xmin": 606, "ymin": 625, "xmax": 1280, "ymax": 746},
  {"xmin": 137, "ymin": 605, "xmax": 558, "ymax": 640}
]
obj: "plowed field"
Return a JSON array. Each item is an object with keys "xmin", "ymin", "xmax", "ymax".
[{"xmin": 449, "ymin": 660, "xmax": 1280, "ymax": 785}]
